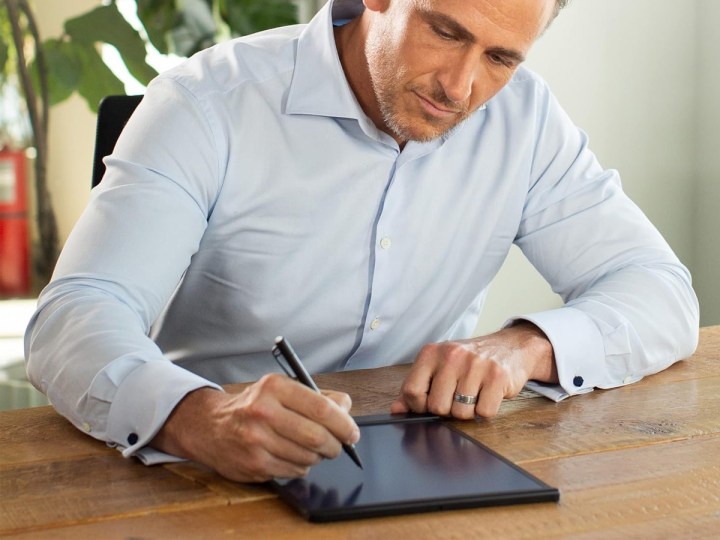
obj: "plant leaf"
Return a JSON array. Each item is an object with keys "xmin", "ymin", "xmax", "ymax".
[
  {"xmin": 64, "ymin": 4, "xmax": 158, "ymax": 86},
  {"xmin": 170, "ymin": 0, "xmax": 216, "ymax": 57},
  {"xmin": 31, "ymin": 39, "xmax": 82, "ymax": 106},
  {"xmin": 221, "ymin": 0, "xmax": 297, "ymax": 37},
  {"xmin": 73, "ymin": 43, "xmax": 126, "ymax": 113},
  {"xmin": 136, "ymin": 0, "xmax": 179, "ymax": 56}
]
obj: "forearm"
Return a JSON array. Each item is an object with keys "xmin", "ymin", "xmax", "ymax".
[
  {"xmin": 150, "ymin": 387, "xmax": 224, "ymax": 461},
  {"xmin": 25, "ymin": 283, "xmax": 221, "ymax": 463},
  {"xmin": 504, "ymin": 320, "xmax": 558, "ymax": 384},
  {"xmin": 510, "ymin": 262, "xmax": 698, "ymax": 397}
]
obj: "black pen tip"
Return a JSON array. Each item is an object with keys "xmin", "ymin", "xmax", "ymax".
[{"xmin": 346, "ymin": 446, "xmax": 363, "ymax": 469}]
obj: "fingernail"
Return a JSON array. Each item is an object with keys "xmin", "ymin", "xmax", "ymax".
[{"xmin": 350, "ymin": 428, "xmax": 360, "ymax": 444}]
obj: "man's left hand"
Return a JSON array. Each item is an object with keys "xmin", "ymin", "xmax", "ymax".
[{"xmin": 390, "ymin": 322, "xmax": 558, "ymax": 418}]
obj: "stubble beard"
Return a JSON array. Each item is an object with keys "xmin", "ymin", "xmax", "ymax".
[{"xmin": 366, "ymin": 42, "xmax": 471, "ymax": 144}]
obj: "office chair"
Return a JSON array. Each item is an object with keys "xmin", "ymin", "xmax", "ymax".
[{"xmin": 91, "ymin": 95, "xmax": 143, "ymax": 188}]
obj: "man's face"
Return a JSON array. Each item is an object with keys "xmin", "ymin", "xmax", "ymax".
[{"xmin": 364, "ymin": 0, "xmax": 555, "ymax": 143}]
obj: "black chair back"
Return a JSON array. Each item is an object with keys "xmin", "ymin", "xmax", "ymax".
[{"xmin": 91, "ymin": 95, "xmax": 143, "ymax": 188}]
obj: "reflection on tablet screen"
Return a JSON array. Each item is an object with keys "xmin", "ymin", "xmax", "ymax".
[{"xmin": 272, "ymin": 417, "xmax": 559, "ymax": 521}]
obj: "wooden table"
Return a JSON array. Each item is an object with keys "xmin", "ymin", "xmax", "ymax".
[{"xmin": 2, "ymin": 327, "xmax": 720, "ymax": 538}]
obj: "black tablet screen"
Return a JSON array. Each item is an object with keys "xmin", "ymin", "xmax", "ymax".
[{"xmin": 271, "ymin": 415, "xmax": 559, "ymax": 521}]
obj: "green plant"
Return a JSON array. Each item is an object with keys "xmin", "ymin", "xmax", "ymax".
[{"xmin": 0, "ymin": 0, "xmax": 298, "ymax": 288}]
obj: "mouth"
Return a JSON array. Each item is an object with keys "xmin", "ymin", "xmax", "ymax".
[{"xmin": 413, "ymin": 91, "xmax": 461, "ymax": 119}]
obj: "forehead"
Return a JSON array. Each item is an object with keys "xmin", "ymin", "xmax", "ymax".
[{"xmin": 408, "ymin": 0, "xmax": 555, "ymax": 45}]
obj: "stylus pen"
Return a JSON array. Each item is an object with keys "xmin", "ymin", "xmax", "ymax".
[{"xmin": 272, "ymin": 336, "xmax": 364, "ymax": 470}]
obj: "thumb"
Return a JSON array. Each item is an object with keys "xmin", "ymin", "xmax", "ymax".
[{"xmin": 390, "ymin": 397, "xmax": 410, "ymax": 414}]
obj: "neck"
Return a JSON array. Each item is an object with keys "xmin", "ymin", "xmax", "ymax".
[{"xmin": 334, "ymin": 17, "xmax": 405, "ymax": 147}]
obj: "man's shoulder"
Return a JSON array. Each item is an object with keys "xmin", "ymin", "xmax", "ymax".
[
  {"xmin": 156, "ymin": 24, "xmax": 306, "ymax": 99},
  {"xmin": 507, "ymin": 65, "xmax": 547, "ymax": 89},
  {"xmin": 490, "ymin": 65, "xmax": 553, "ymax": 107}
]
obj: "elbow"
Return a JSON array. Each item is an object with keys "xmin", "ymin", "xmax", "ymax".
[{"xmin": 675, "ymin": 278, "xmax": 700, "ymax": 360}]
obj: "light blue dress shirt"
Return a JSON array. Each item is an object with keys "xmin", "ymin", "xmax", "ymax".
[{"xmin": 25, "ymin": 0, "xmax": 698, "ymax": 464}]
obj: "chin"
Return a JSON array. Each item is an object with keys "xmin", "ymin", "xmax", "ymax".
[{"xmin": 399, "ymin": 123, "xmax": 453, "ymax": 143}]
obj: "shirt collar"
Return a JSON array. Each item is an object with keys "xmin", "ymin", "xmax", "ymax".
[
  {"xmin": 285, "ymin": 0, "xmax": 366, "ymax": 120},
  {"xmin": 285, "ymin": 0, "xmax": 486, "ymax": 147}
]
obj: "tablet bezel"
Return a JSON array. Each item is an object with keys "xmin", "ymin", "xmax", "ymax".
[{"xmin": 269, "ymin": 414, "xmax": 560, "ymax": 522}]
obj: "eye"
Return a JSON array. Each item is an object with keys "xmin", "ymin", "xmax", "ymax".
[
  {"xmin": 488, "ymin": 53, "xmax": 513, "ymax": 68},
  {"xmin": 430, "ymin": 24, "xmax": 456, "ymax": 41}
]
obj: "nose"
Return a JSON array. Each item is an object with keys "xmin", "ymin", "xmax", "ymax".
[{"xmin": 436, "ymin": 50, "xmax": 478, "ymax": 104}]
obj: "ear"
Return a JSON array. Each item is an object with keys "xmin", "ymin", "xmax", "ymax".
[{"xmin": 363, "ymin": 0, "xmax": 391, "ymax": 13}]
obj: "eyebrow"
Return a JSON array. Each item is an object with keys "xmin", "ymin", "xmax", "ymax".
[
  {"xmin": 486, "ymin": 46, "xmax": 526, "ymax": 65},
  {"xmin": 419, "ymin": 10, "xmax": 476, "ymax": 43},
  {"xmin": 418, "ymin": 10, "xmax": 527, "ymax": 65}
]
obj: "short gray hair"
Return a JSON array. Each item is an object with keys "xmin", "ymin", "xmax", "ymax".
[{"xmin": 554, "ymin": 0, "xmax": 571, "ymax": 18}]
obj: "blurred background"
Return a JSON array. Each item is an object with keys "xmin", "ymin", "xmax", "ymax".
[{"xmin": 1, "ymin": 0, "xmax": 718, "ymax": 408}]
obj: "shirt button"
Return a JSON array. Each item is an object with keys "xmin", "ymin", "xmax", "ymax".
[
  {"xmin": 623, "ymin": 375, "xmax": 633, "ymax": 384},
  {"xmin": 127, "ymin": 433, "xmax": 139, "ymax": 445},
  {"xmin": 370, "ymin": 318, "xmax": 381, "ymax": 330},
  {"xmin": 572, "ymin": 376, "xmax": 584, "ymax": 387},
  {"xmin": 82, "ymin": 422, "xmax": 92, "ymax": 433},
  {"xmin": 379, "ymin": 237, "xmax": 392, "ymax": 250}
]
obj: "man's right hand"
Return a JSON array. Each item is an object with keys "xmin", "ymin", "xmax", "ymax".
[{"xmin": 150, "ymin": 374, "xmax": 360, "ymax": 482}]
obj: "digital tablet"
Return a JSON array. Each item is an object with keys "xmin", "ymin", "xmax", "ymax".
[{"xmin": 270, "ymin": 414, "xmax": 559, "ymax": 522}]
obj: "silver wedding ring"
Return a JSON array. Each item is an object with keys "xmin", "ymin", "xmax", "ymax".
[{"xmin": 453, "ymin": 392, "xmax": 478, "ymax": 405}]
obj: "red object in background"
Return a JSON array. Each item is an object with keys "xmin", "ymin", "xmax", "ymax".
[{"xmin": 0, "ymin": 147, "xmax": 30, "ymax": 296}]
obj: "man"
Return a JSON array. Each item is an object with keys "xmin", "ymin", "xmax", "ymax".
[{"xmin": 25, "ymin": 0, "xmax": 698, "ymax": 483}]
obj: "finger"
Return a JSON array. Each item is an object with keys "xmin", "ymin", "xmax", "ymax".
[
  {"xmin": 223, "ymin": 444, "xmax": 312, "ymax": 482},
  {"xmin": 231, "ymin": 389, "xmax": 328, "ymax": 467},
  {"xmin": 242, "ymin": 375, "xmax": 351, "ymax": 461},
  {"xmin": 279, "ymin": 381, "xmax": 360, "ymax": 450},
  {"xmin": 425, "ymin": 343, "xmax": 477, "ymax": 416},
  {"xmin": 390, "ymin": 398, "xmax": 410, "ymax": 414},
  {"xmin": 272, "ymin": 411, "xmax": 345, "ymax": 463},
  {"xmin": 450, "ymin": 389, "xmax": 480, "ymax": 420},
  {"xmin": 425, "ymin": 364, "xmax": 460, "ymax": 416},
  {"xmin": 398, "ymin": 345, "xmax": 443, "ymax": 412},
  {"xmin": 253, "ymin": 452, "xmax": 312, "ymax": 482},
  {"xmin": 450, "ymin": 359, "xmax": 487, "ymax": 420},
  {"xmin": 475, "ymin": 377, "xmax": 506, "ymax": 418},
  {"xmin": 321, "ymin": 389, "xmax": 353, "ymax": 412}
]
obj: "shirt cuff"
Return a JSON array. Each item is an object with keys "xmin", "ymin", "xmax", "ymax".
[
  {"xmin": 505, "ymin": 307, "xmax": 609, "ymax": 399},
  {"xmin": 106, "ymin": 359, "xmax": 222, "ymax": 463}
]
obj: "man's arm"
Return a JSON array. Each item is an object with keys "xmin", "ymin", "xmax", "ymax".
[{"xmin": 393, "ymin": 77, "xmax": 698, "ymax": 417}]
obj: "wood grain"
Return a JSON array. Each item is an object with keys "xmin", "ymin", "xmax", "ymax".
[
  {"xmin": 1, "ymin": 326, "xmax": 718, "ymax": 538},
  {"xmin": 8, "ymin": 437, "xmax": 720, "ymax": 539}
]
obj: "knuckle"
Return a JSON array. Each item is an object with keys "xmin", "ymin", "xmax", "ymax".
[
  {"xmin": 322, "ymin": 389, "xmax": 351, "ymax": 410},
  {"xmin": 485, "ymin": 360, "xmax": 504, "ymax": 378},
  {"xmin": 244, "ymin": 399, "xmax": 271, "ymax": 422},
  {"xmin": 311, "ymin": 396, "xmax": 334, "ymax": 421},
  {"xmin": 336, "ymin": 392, "xmax": 352, "ymax": 411},
  {"xmin": 452, "ymin": 404, "xmax": 476, "ymax": 420},
  {"xmin": 257, "ymin": 372, "xmax": 285, "ymax": 392},
  {"xmin": 426, "ymin": 397, "xmax": 449, "ymax": 416},
  {"xmin": 329, "ymin": 439, "xmax": 343, "ymax": 458},
  {"xmin": 292, "ymin": 449, "xmax": 319, "ymax": 467},
  {"xmin": 401, "ymin": 379, "xmax": 426, "ymax": 399},
  {"xmin": 304, "ymin": 429, "xmax": 327, "ymax": 451},
  {"xmin": 475, "ymin": 401, "xmax": 500, "ymax": 418},
  {"xmin": 442, "ymin": 343, "xmax": 466, "ymax": 364},
  {"xmin": 237, "ymin": 423, "xmax": 264, "ymax": 447},
  {"xmin": 242, "ymin": 452, "xmax": 273, "ymax": 480},
  {"xmin": 416, "ymin": 343, "xmax": 441, "ymax": 365}
]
